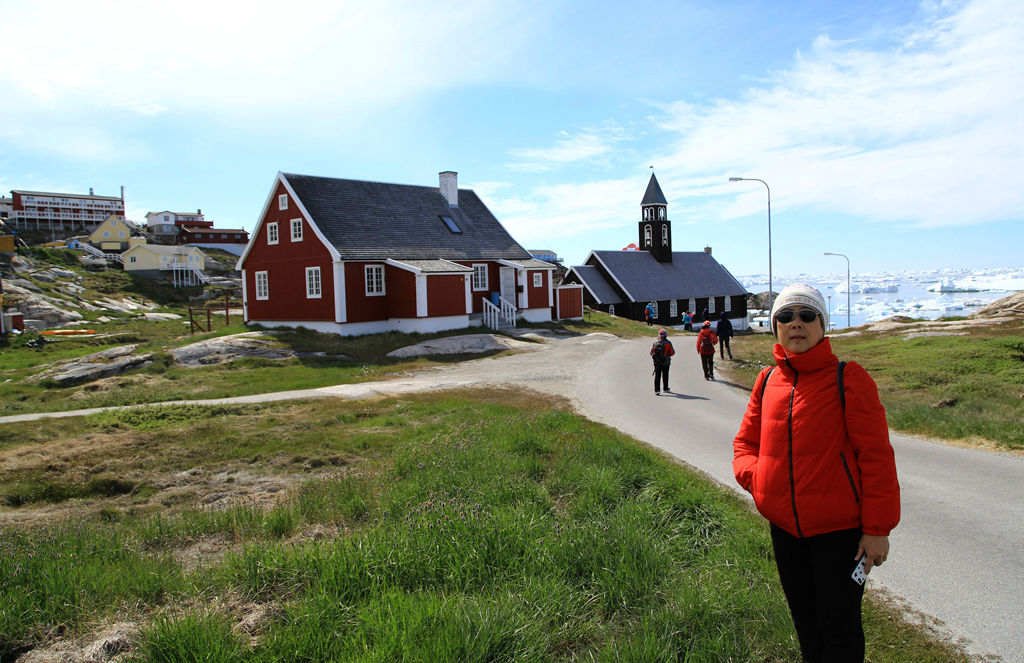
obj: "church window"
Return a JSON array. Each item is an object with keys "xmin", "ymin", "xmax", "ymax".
[
  {"xmin": 725, "ymin": 296, "xmax": 732, "ymax": 312},
  {"xmin": 608, "ymin": 304, "xmax": 615, "ymax": 316},
  {"xmin": 650, "ymin": 302, "xmax": 659, "ymax": 318},
  {"xmin": 669, "ymin": 299, "xmax": 678, "ymax": 317},
  {"xmin": 659, "ymin": 207, "xmax": 665, "ymax": 220},
  {"xmin": 709, "ymin": 297, "xmax": 717, "ymax": 314},
  {"xmin": 688, "ymin": 298, "xmax": 696, "ymax": 314},
  {"xmin": 644, "ymin": 224, "xmax": 652, "ymax": 246},
  {"xmin": 662, "ymin": 225, "xmax": 668, "ymax": 246}
]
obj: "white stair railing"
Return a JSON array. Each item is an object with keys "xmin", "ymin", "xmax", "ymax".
[
  {"xmin": 104, "ymin": 253, "xmax": 124, "ymax": 265},
  {"xmin": 499, "ymin": 296, "xmax": 517, "ymax": 328},
  {"xmin": 482, "ymin": 297, "xmax": 501, "ymax": 330},
  {"xmin": 77, "ymin": 243, "xmax": 106, "ymax": 258}
]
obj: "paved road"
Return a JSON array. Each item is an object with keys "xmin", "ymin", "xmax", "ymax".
[{"xmin": 577, "ymin": 337, "xmax": 1024, "ymax": 663}]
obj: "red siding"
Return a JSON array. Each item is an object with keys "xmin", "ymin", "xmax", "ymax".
[
  {"xmin": 428, "ymin": 274, "xmax": 468, "ymax": 316},
  {"xmin": 387, "ymin": 266, "xmax": 418, "ymax": 319},
  {"xmin": 526, "ymin": 270, "xmax": 548, "ymax": 308},
  {"xmin": 243, "ymin": 181, "xmax": 335, "ymax": 322},
  {"xmin": 454, "ymin": 261, "xmax": 498, "ymax": 313},
  {"xmin": 556, "ymin": 286, "xmax": 584, "ymax": 319},
  {"xmin": 345, "ymin": 262, "xmax": 389, "ymax": 322}
]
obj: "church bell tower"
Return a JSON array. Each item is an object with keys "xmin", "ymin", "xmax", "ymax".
[{"xmin": 638, "ymin": 173, "xmax": 671, "ymax": 262}]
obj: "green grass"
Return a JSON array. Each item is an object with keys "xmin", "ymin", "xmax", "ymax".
[
  {"xmin": 727, "ymin": 329, "xmax": 1024, "ymax": 451},
  {"xmin": 0, "ymin": 392, "xmax": 970, "ymax": 661}
]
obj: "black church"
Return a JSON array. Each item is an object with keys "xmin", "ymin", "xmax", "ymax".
[{"xmin": 564, "ymin": 173, "xmax": 749, "ymax": 328}]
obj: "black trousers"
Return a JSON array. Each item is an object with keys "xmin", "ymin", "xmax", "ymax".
[
  {"xmin": 770, "ymin": 524, "xmax": 866, "ymax": 663},
  {"xmin": 700, "ymin": 353, "xmax": 714, "ymax": 378},
  {"xmin": 719, "ymin": 336, "xmax": 732, "ymax": 358},
  {"xmin": 654, "ymin": 364, "xmax": 670, "ymax": 392}
]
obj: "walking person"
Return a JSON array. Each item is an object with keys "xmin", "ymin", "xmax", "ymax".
[
  {"xmin": 695, "ymin": 320, "xmax": 718, "ymax": 380},
  {"xmin": 644, "ymin": 301, "xmax": 656, "ymax": 326},
  {"xmin": 732, "ymin": 283, "xmax": 900, "ymax": 663},
  {"xmin": 716, "ymin": 311, "xmax": 734, "ymax": 360},
  {"xmin": 682, "ymin": 311, "xmax": 693, "ymax": 332},
  {"xmin": 650, "ymin": 328, "xmax": 675, "ymax": 395}
]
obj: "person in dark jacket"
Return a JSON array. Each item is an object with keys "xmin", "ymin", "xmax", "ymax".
[
  {"xmin": 649, "ymin": 328, "xmax": 675, "ymax": 394},
  {"xmin": 732, "ymin": 283, "xmax": 900, "ymax": 663},
  {"xmin": 716, "ymin": 311, "xmax": 733, "ymax": 359}
]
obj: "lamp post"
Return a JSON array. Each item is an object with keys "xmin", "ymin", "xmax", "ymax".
[
  {"xmin": 824, "ymin": 252, "xmax": 851, "ymax": 329},
  {"xmin": 728, "ymin": 177, "xmax": 773, "ymax": 311}
]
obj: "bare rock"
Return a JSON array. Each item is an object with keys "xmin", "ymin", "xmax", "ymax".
[
  {"xmin": 29, "ymin": 345, "xmax": 153, "ymax": 387},
  {"xmin": 386, "ymin": 333, "xmax": 541, "ymax": 358},
  {"xmin": 170, "ymin": 331, "xmax": 296, "ymax": 367}
]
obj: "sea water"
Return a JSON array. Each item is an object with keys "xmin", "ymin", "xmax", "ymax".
[{"xmin": 737, "ymin": 267, "xmax": 1024, "ymax": 330}]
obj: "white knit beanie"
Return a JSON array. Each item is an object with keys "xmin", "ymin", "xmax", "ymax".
[{"xmin": 770, "ymin": 283, "xmax": 829, "ymax": 336}]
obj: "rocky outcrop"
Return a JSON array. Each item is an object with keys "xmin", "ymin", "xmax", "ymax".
[
  {"xmin": 170, "ymin": 331, "xmax": 296, "ymax": 367},
  {"xmin": 385, "ymin": 333, "xmax": 541, "ymax": 358},
  {"xmin": 29, "ymin": 345, "xmax": 153, "ymax": 387}
]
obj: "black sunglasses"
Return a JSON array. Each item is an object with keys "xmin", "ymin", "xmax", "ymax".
[{"xmin": 775, "ymin": 309, "xmax": 819, "ymax": 324}]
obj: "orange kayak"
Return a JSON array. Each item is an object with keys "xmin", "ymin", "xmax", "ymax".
[{"xmin": 41, "ymin": 329, "xmax": 96, "ymax": 335}]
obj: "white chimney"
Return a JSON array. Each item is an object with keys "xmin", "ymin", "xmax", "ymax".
[{"xmin": 439, "ymin": 171, "xmax": 458, "ymax": 208}]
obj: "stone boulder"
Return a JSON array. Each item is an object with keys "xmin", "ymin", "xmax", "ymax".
[
  {"xmin": 386, "ymin": 333, "xmax": 540, "ymax": 358},
  {"xmin": 29, "ymin": 345, "xmax": 153, "ymax": 386},
  {"xmin": 170, "ymin": 331, "xmax": 297, "ymax": 367}
]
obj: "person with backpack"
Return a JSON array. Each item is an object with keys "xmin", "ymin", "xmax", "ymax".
[
  {"xmin": 695, "ymin": 320, "xmax": 718, "ymax": 380},
  {"xmin": 732, "ymin": 283, "xmax": 900, "ymax": 663},
  {"xmin": 644, "ymin": 301, "xmax": 656, "ymax": 326},
  {"xmin": 682, "ymin": 311, "xmax": 693, "ymax": 332},
  {"xmin": 716, "ymin": 311, "xmax": 734, "ymax": 360},
  {"xmin": 649, "ymin": 328, "xmax": 675, "ymax": 394}
]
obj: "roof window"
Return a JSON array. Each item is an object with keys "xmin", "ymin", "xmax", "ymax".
[{"xmin": 441, "ymin": 215, "xmax": 462, "ymax": 233}]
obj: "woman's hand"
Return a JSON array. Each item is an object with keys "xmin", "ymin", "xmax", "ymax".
[{"xmin": 857, "ymin": 534, "xmax": 890, "ymax": 573}]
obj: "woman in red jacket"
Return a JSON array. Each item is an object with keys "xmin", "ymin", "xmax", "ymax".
[{"xmin": 733, "ymin": 283, "xmax": 900, "ymax": 663}]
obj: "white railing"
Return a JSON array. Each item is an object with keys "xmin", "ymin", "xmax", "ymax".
[
  {"xmin": 104, "ymin": 253, "xmax": 124, "ymax": 265},
  {"xmin": 499, "ymin": 295, "xmax": 517, "ymax": 328},
  {"xmin": 482, "ymin": 297, "xmax": 501, "ymax": 330},
  {"xmin": 78, "ymin": 243, "xmax": 106, "ymax": 258},
  {"xmin": 161, "ymin": 262, "xmax": 209, "ymax": 286}
]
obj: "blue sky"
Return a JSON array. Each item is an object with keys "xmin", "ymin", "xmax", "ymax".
[{"xmin": 2, "ymin": 0, "xmax": 1022, "ymax": 277}]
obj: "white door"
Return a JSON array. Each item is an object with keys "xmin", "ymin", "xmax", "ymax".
[{"xmin": 500, "ymin": 267, "xmax": 515, "ymax": 304}]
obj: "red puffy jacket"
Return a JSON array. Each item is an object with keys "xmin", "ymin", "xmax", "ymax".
[{"xmin": 732, "ymin": 337, "xmax": 900, "ymax": 538}]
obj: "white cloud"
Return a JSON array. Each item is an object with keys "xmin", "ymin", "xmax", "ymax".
[
  {"xmin": 649, "ymin": 0, "xmax": 1024, "ymax": 227},
  {"xmin": 507, "ymin": 124, "xmax": 631, "ymax": 172}
]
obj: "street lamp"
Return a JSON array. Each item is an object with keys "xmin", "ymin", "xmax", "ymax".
[
  {"xmin": 824, "ymin": 252, "xmax": 851, "ymax": 329},
  {"xmin": 728, "ymin": 177, "xmax": 773, "ymax": 311}
]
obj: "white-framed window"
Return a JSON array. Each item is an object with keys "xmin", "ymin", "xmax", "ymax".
[
  {"xmin": 163, "ymin": 214, "xmax": 169, "ymax": 221},
  {"xmin": 365, "ymin": 264, "xmax": 385, "ymax": 296},
  {"xmin": 709, "ymin": 297, "xmax": 717, "ymax": 314},
  {"xmin": 255, "ymin": 271, "xmax": 269, "ymax": 300},
  {"xmin": 278, "ymin": 194, "xmax": 288, "ymax": 210},
  {"xmin": 659, "ymin": 208, "xmax": 665, "ymax": 220},
  {"xmin": 267, "ymin": 222, "xmax": 279, "ymax": 245},
  {"xmin": 669, "ymin": 299, "xmax": 677, "ymax": 318},
  {"xmin": 291, "ymin": 218, "xmax": 303, "ymax": 242},
  {"xmin": 118, "ymin": 231, "xmax": 125, "ymax": 238},
  {"xmin": 688, "ymin": 298, "xmax": 696, "ymax": 314},
  {"xmin": 661, "ymin": 225, "xmax": 668, "ymax": 246},
  {"xmin": 129, "ymin": 256, "xmax": 137, "ymax": 263},
  {"xmin": 305, "ymin": 266, "xmax": 322, "ymax": 298},
  {"xmin": 725, "ymin": 296, "xmax": 732, "ymax": 312},
  {"xmin": 103, "ymin": 231, "xmax": 110, "ymax": 238},
  {"xmin": 472, "ymin": 264, "xmax": 488, "ymax": 291},
  {"xmin": 650, "ymin": 302, "xmax": 659, "ymax": 318},
  {"xmin": 643, "ymin": 224, "xmax": 652, "ymax": 246},
  {"xmin": 608, "ymin": 304, "xmax": 616, "ymax": 316},
  {"xmin": 532, "ymin": 272, "xmax": 542, "ymax": 287}
]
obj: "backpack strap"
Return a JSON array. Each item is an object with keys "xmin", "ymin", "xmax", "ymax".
[
  {"xmin": 837, "ymin": 361, "xmax": 847, "ymax": 410},
  {"xmin": 758, "ymin": 367, "xmax": 775, "ymax": 403}
]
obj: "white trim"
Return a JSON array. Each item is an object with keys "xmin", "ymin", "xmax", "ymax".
[
  {"xmin": 464, "ymin": 274, "xmax": 473, "ymax": 313},
  {"xmin": 305, "ymin": 266, "xmax": 322, "ymax": 298},
  {"xmin": 416, "ymin": 274, "xmax": 428, "ymax": 317},
  {"xmin": 532, "ymin": 272, "xmax": 542, "ymax": 288},
  {"xmin": 365, "ymin": 264, "xmax": 385, "ymax": 296},
  {"xmin": 246, "ymin": 315, "xmax": 472, "ymax": 337},
  {"xmin": 519, "ymin": 307, "xmax": 552, "ymax": 323},
  {"xmin": 267, "ymin": 221, "xmax": 279, "ymax": 245},
  {"xmin": 291, "ymin": 218, "xmax": 303, "ymax": 242},
  {"xmin": 334, "ymin": 261, "xmax": 347, "ymax": 323},
  {"xmin": 471, "ymin": 263, "xmax": 488, "ymax": 291},
  {"xmin": 240, "ymin": 269, "xmax": 249, "ymax": 322},
  {"xmin": 255, "ymin": 270, "xmax": 269, "ymax": 300}
]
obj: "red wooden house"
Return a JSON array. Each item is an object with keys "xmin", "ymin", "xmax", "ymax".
[{"xmin": 236, "ymin": 171, "xmax": 559, "ymax": 336}]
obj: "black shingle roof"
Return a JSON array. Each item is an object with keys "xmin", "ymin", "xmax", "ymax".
[
  {"xmin": 568, "ymin": 265, "xmax": 623, "ymax": 304},
  {"xmin": 284, "ymin": 173, "xmax": 533, "ymax": 261},
  {"xmin": 641, "ymin": 174, "xmax": 668, "ymax": 205},
  {"xmin": 586, "ymin": 250, "xmax": 747, "ymax": 302}
]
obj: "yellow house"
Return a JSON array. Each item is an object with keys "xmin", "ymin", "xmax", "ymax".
[
  {"xmin": 88, "ymin": 215, "xmax": 133, "ymax": 251},
  {"xmin": 122, "ymin": 244, "xmax": 206, "ymax": 272}
]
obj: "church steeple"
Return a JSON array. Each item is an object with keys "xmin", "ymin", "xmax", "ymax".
[{"xmin": 638, "ymin": 173, "xmax": 672, "ymax": 262}]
